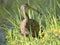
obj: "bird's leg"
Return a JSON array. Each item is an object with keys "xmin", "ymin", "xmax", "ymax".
[{"xmin": 32, "ymin": 37, "xmax": 35, "ymax": 40}]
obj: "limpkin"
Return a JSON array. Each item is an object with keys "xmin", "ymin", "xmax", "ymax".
[{"xmin": 20, "ymin": 4, "xmax": 43, "ymax": 38}]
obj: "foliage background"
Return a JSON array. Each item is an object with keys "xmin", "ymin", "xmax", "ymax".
[{"xmin": 0, "ymin": 0, "xmax": 60, "ymax": 45}]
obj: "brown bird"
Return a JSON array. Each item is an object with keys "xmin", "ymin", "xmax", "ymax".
[{"xmin": 20, "ymin": 4, "xmax": 41, "ymax": 38}]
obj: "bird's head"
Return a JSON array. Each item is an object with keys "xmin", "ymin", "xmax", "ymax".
[
  {"xmin": 21, "ymin": 3, "xmax": 29, "ymax": 11},
  {"xmin": 20, "ymin": 3, "xmax": 41, "ymax": 14}
]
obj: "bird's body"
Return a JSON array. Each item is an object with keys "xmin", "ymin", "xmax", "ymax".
[
  {"xmin": 20, "ymin": 19, "xmax": 39, "ymax": 37},
  {"xmin": 20, "ymin": 4, "xmax": 40, "ymax": 38},
  {"xmin": 26, "ymin": 19, "xmax": 39, "ymax": 37}
]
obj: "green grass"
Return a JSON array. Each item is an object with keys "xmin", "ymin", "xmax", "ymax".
[{"xmin": 0, "ymin": 0, "xmax": 60, "ymax": 45}]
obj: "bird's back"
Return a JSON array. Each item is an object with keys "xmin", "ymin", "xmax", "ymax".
[{"xmin": 26, "ymin": 19, "xmax": 39, "ymax": 37}]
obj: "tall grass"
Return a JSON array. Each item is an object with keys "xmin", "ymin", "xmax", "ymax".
[{"xmin": 0, "ymin": 0, "xmax": 60, "ymax": 45}]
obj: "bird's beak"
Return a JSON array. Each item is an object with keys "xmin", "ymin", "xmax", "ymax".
[{"xmin": 27, "ymin": 5, "xmax": 39, "ymax": 14}]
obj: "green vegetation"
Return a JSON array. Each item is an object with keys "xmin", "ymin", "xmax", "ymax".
[{"xmin": 0, "ymin": 0, "xmax": 60, "ymax": 45}]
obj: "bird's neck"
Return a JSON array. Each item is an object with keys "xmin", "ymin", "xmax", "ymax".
[{"xmin": 23, "ymin": 9, "xmax": 29, "ymax": 19}]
